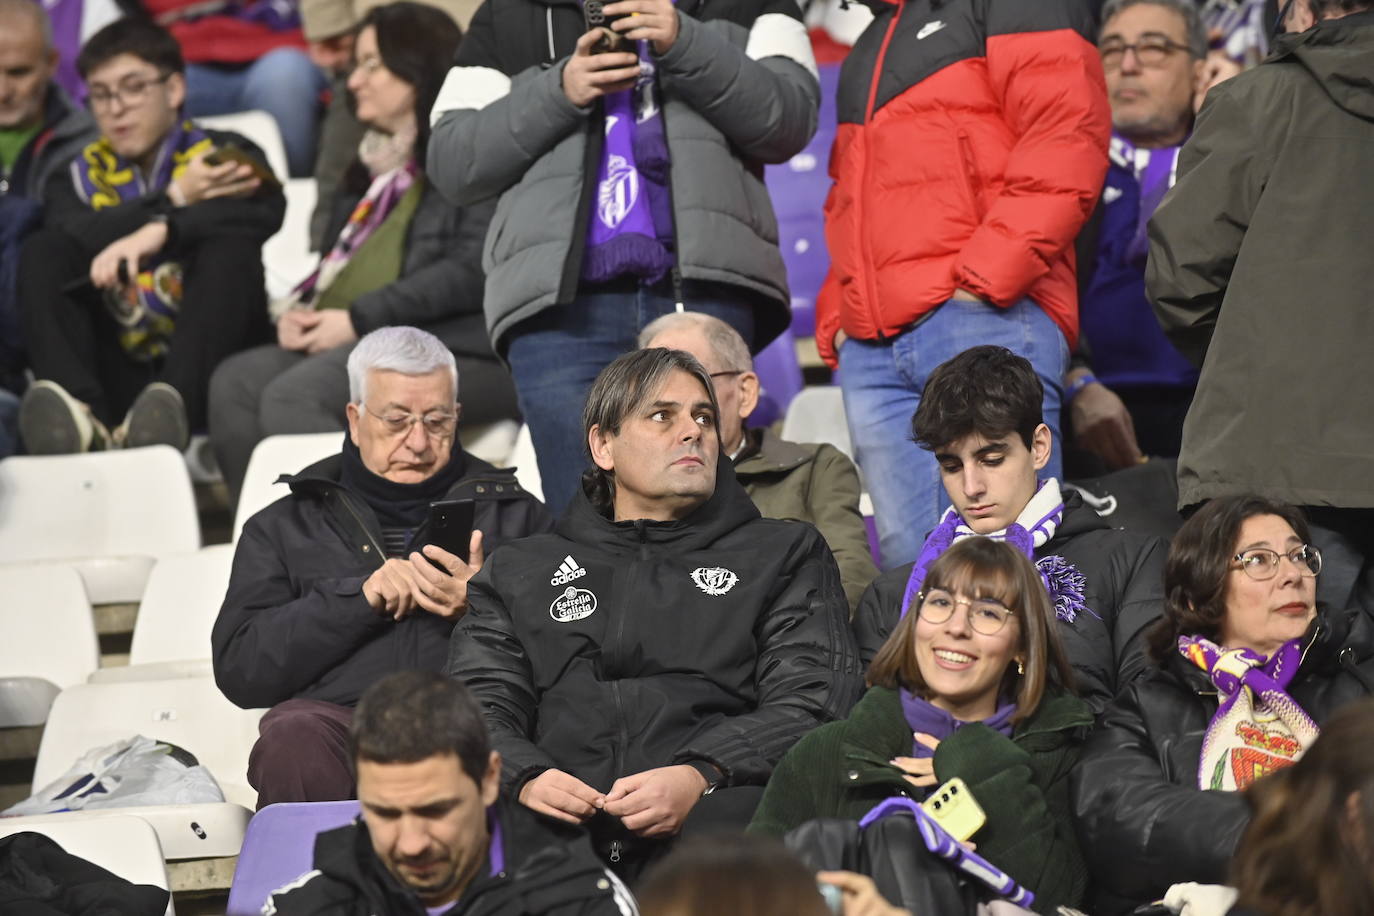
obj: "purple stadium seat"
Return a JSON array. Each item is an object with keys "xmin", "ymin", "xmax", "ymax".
[
  {"xmin": 225, "ymin": 800, "xmax": 361, "ymax": 915},
  {"xmin": 750, "ymin": 326, "xmax": 804, "ymax": 429}
]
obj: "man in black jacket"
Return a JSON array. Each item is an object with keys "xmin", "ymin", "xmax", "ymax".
[
  {"xmin": 16, "ymin": 17, "xmax": 284, "ymax": 454},
  {"xmin": 449, "ymin": 347, "xmax": 862, "ymax": 875},
  {"xmin": 213, "ymin": 326, "xmax": 554, "ymax": 808},
  {"xmin": 265, "ymin": 670, "xmax": 636, "ymax": 916},
  {"xmin": 852, "ymin": 345, "xmax": 1167, "ymax": 713}
]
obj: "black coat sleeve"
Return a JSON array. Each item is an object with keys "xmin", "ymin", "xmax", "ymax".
[
  {"xmin": 211, "ymin": 509, "xmax": 392, "ymax": 710},
  {"xmin": 1070, "ymin": 682, "xmax": 1249, "ymax": 906},
  {"xmin": 670, "ymin": 527, "xmax": 863, "ymax": 785},
  {"xmin": 852, "ymin": 564, "xmax": 913, "ymax": 670}
]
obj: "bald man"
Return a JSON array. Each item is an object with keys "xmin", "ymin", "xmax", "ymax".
[{"xmin": 642, "ymin": 311, "xmax": 876, "ymax": 613}]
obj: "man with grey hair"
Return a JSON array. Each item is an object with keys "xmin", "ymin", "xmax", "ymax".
[
  {"xmin": 640, "ymin": 311, "xmax": 875, "ymax": 612},
  {"xmin": 450, "ymin": 347, "xmax": 861, "ymax": 878},
  {"xmin": 1065, "ymin": 0, "xmax": 1213, "ymax": 472},
  {"xmin": 0, "ymin": 0, "xmax": 96, "ymax": 450},
  {"xmin": 212, "ymin": 325, "xmax": 554, "ymax": 808}
]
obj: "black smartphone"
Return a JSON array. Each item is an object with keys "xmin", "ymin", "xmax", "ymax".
[
  {"xmin": 423, "ymin": 498, "xmax": 475, "ymax": 572},
  {"xmin": 203, "ymin": 144, "xmax": 281, "ymax": 188},
  {"xmin": 583, "ymin": 0, "xmax": 627, "ymax": 52}
]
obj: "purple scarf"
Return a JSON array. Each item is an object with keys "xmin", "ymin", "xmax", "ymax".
[
  {"xmin": 1110, "ymin": 133, "xmax": 1180, "ymax": 265},
  {"xmin": 580, "ymin": 11, "xmax": 675, "ymax": 285},
  {"xmin": 899, "ymin": 689, "xmax": 1016, "ymax": 759}
]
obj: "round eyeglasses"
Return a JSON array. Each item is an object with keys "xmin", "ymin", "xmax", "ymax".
[
  {"xmin": 1232, "ymin": 544, "xmax": 1322, "ymax": 581},
  {"xmin": 363, "ymin": 404, "xmax": 457, "ymax": 439},
  {"xmin": 917, "ymin": 590, "xmax": 1017, "ymax": 636}
]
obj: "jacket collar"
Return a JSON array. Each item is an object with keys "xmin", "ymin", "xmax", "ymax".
[{"xmin": 733, "ymin": 428, "xmax": 816, "ymax": 476}]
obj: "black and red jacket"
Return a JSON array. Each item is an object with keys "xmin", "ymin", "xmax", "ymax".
[{"xmin": 816, "ymin": 0, "xmax": 1110, "ymax": 366}]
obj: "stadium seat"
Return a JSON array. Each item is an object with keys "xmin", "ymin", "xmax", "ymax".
[
  {"xmin": 194, "ymin": 109, "xmax": 289, "ymax": 184},
  {"xmin": 508, "ymin": 424, "xmax": 543, "ymax": 502},
  {"xmin": 225, "ymin": 801, "xmax": 361, "ymax": 915},
  {"xmin": 461, "ymin": 418, "xmax": 521, "ymax": 467},
  {"xmin": 0, "ymin": 446, "xmax": 200, "ymax": 603},
  {"xmin": 262, "ymin": 177, "xmax": 319, "ymax": 300},
  {"xmin": 29, "ymin": 676, "xmax": 265, "ymax": 859},
  {"xmin": 233, "ymin": 432, "xmax": 341, "ymax": 541},
  {"xmin": 0, "ymin": 565, "xmax": 98, "ymax": 727},
  {"xmin": 0, "ymin": 813, "xmax": 175, "ymax": 915},
  {"xmin": 781, "ymin": 386, "xmax": 853, "ymax": 460},
  {"xmin": 89, "ymin": 545, "xmax": 235, "ymax": 684}
]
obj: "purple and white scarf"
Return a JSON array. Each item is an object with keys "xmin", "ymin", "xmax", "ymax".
[
  {"xmin": 899, "ymin": 479, "xmax": 1091, "ymax": 625},
  {"xmin": 1109, "ymin": 133, "xmax": 1181, "ymax": 265},
  {"xmin": 580, "ymin": 8, "xmax": 675, "ymax": 285}
]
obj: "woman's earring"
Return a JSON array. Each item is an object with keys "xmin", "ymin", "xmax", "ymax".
[{"xmin": 1016, "ymin": 659, "xmax": 1025, "ymax": 676}]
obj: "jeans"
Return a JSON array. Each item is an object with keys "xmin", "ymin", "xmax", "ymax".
[
  {"xmin": 839, "ymin": 297, "xmax": 1069, "ymax": 569},
  {"xmin": 506, "ymin": 282, "xmax": 757, "ymax": 517},
  {"xmin": 185, "ymin": 49, "xmax": 327, "ymax": 177}
]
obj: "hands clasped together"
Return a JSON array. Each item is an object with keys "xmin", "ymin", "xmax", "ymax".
[
  {"xmin": 519, "ymin": 763, "xmax": 709, "ymax": 838},
  {"xmin": 361, "ymin": 530, "xmax": 484, "ymax": 621}
]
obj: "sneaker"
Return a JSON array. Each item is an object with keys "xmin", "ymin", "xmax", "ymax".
[
  {"xmin": 117, "ymin": 382, "xmax": 189, "ymax": 451},
  {"xmin": 18, "ymin": 380, "xmax": 111, "ymax": 454}
]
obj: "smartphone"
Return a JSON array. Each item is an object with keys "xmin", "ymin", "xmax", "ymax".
[
  {"xmin": 921, "ymin": 776, "xmax": 985, "ymax": 842},
  {"xmin": 422, "ymin": 498, "xmax": 475, "ymax": 571},
  {"xmin": 816, "ymin": 882, "xmax": 844, "ymax": 914},
  {"xmin": 582, "ymin": 0, "xmax": 626, "ymax": 52},
  {"xmin": 203, "ymin": 144, "xmax": 280, "ymax": 188}
]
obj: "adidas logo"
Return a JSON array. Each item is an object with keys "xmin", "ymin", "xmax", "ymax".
[{"xmin": 550, "ymin": 555, "xmax": 587, "ymax": 586}]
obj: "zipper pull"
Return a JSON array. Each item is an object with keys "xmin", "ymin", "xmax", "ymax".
[
  {"xmin": 608, "ymin": 840, "xmax": 622, "ymax": 863},
  {"xmin": 671, "ymin": 267, "xmax": 685, "ymax": 311}
]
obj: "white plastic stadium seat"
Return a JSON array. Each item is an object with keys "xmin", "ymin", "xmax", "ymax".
[
  {"xmin": 507, "ymin": 424, "xmax": 543, "ymax": 502},
  {"xmin": 88, "ymin": 545, "xmax": 235, "ymax": 684},
  {"xmin": 262, "ymin": 177, "xmax": 319, "ymax": 300},
  {"xmin": 0, "ymin": 566, "xmax": 99, "ymax": 727},
  {"xmin": 0, "ymin": 446, "xmax": 200, "ymax": 603},
  {"xmin": 194, "ymin": 109, "xmax": 289, "ymax": 185},
  {"xmin": 781, "ymin": 386, "xmax": 854, "ymax": 460},
  {"xmin": 31, "ymin": 676, "xmax": 265, "ymax": 859},
  {"xmin": 460, "ymin": 419, "xmax": 520, "ymax": 467},
  {"xmin": 0, "ymin": 813, "xmax": 175, "ymax": 915},
  {"xmin": 233, "ymin": 432, "xmax": 341, "ymax": 541}
]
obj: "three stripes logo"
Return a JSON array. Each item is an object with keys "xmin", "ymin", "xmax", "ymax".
[{"xmin": 550, "ymin": 555, "xmax": 587, "ymax": 586}]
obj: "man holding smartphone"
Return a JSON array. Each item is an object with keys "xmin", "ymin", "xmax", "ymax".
[
  {"xmin": 15, "ymin": 17, "xmax": 283, "ymax": 454},
  {"xmin": 426, "ymin": 0, "xmax": 818, "ymax": 517},
  {"xmin": 212, "ymin": 326, "xmax": 555, "ymax": 808}
]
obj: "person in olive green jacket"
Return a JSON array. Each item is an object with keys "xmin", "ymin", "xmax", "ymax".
[
  {"xmin": 641, "ymin": 311, "xmax": 877, "ymax": 613},
  {"xmin": 749, "ymin": 537, "xmax": 1093, "ymax": 915}
]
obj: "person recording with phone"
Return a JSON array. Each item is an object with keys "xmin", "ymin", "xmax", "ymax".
[
  {"xmin": 426, "ymin": 0, "xmax": 818, "ymax": 517},
  {"xmin": 16, "ymin": 17, "xmax": 283, "ymax": 455},
  {"xmin": 750, "ymin": 538, "xmax": 1092, "ymax": 916},
  {"xmin": 212, "ymin": 326, "xmax": 553, "ymax": 809}
]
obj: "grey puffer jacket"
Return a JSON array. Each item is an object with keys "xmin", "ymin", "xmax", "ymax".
[{"xmin": 426, "ymin": 0, "xmax": 817, "ymax": 355}]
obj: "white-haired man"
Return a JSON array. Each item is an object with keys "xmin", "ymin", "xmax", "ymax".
[
  {"xmin": 212, "ymin": 326, "xmax": 554, "ymax": 808},
  {"xmin": 640, "ymin": 311, "xmax": 876, "ymax": 612}
]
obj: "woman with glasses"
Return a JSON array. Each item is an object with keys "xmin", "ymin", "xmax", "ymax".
[
  {"xmin": 207, "ymin": 1, "xmax": 518, "ymax": 511},
  {"xmin": 1071, "ymin": 493, "xmax": 1374, "ymax": 914},
  {"xmin": 750, "ymin": 537, "xmax": 1092, "ymax": 915}
]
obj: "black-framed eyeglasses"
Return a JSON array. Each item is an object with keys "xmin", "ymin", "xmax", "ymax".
[
  {"xmin": 1232, "ymin": 544, "xmax": 1322, "ymax": 581},
  {"xmin": 1098, "ymin": 36, "xmax": 1190, "ymax": 69},
  {"xmin": 86, "ymin": 73, "xmax": 172, "ymax": 111},
  {"xmin": 917, "ymin": 589, "xmax": 1017, "ymax": 636},
  {"xmin": 362, "ymin": 404, "xmax": 458, "ymax": 439}
]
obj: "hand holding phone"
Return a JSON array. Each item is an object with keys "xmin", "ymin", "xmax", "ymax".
[
  {"xmin": 421, "ymin": 499, "xmax": 475, "ymax": 571},
  {"xmin": 921, "ymin": 777, "xmax": 986, "ymax": 843}
]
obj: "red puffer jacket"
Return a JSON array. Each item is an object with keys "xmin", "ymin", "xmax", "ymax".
[{"xmin": 815, "ymin": 0, "xmax": 1110, "ymax": 367}]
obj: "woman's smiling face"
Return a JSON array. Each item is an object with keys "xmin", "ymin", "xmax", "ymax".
[{"xmin": 913, "ymin": 586, "xmax": 1023, "ymax": 722}]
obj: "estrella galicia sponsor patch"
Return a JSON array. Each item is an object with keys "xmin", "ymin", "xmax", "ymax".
[
  {"xmin": 690, "ymin": 566, "xmax": 739, "ymax": 597},
  {"xmin": 549, "ymin": 585, "xmax": 598, "ymax": 622}
]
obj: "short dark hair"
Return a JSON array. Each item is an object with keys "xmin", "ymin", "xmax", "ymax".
[
  {"xmin": 1100, "ymin": 0, "xmax": 1209, "ymax": 59},
  {"xmin": 77, "ymin": 17, "xmax": 184, "ymax": 80},
  {"xmin": 580, "ymin": 347, "xmax": 720, "ymax": 516},
  {"xmin": 1146, "ymin": 494, "xmax": 1314, "ymax": 663},
  {"xmin": 912, "ymin": 346, "xmax": 1044, "ymax": 452},
  {"xmin": 350, "ymin": 670, "xmax": 490, "ymax": 786},
  {"xmin": 867, "ymin": 538, "xmax": 1076, "ymax": 724},
  {"xmin": 637, "ymin": 834, "xmax": 831, "ymax": 916},
  {"xmin": 357, "ymin": 1, "xmax": 462, "ymax": 165}
]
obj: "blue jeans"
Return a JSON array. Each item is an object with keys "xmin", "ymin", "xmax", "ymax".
[
  {"xmin": 839, "ymin": 297, "xmax": 1069, "ymax": 569},
  {"xmin": 185, "ymin": 49, "xmax": 327, "ymax": 177},
  {"xmin": 506, "ymin": 283, "xmax": 757, "ymax": 517}
]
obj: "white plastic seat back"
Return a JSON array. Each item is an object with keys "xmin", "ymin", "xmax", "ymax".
[
  {"xmin": 0, "ymin": 447, "xmax": 200, "ymax": 602},
  {"xmin": 0, "ymin": 813, "xmax": 175, "ymax": 915},
  {"xmin": 508, "ymin": 424, "xmax": 543, "ymax": 501},
  {"xmin": 0, "ymin": 566, "xmax": 98, "ymax": 727},
  {"xmin": 460, "ymin": 419, "xmax": 520, "ymax": 467},
  {"xmin": 131, "ymin": 545, "xmax": 235, "ymax": 667},
  {"xmin": 781, "ymin": 386, "xmax": 854, "ymax": 461},
  {"xmin": 233, "ymin": 432, "xmax": 341, "ymax": 541},
  {"xmin": 262, "ymin": 177, "xmax": 319, "ymax": 300},
  {"xmin": 32, "ymin": 676, "xmax": 265, "ymax": 858},
  {"xmin": 194, "ymin": 110, "xmax": 289, "ymax": 184}
]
